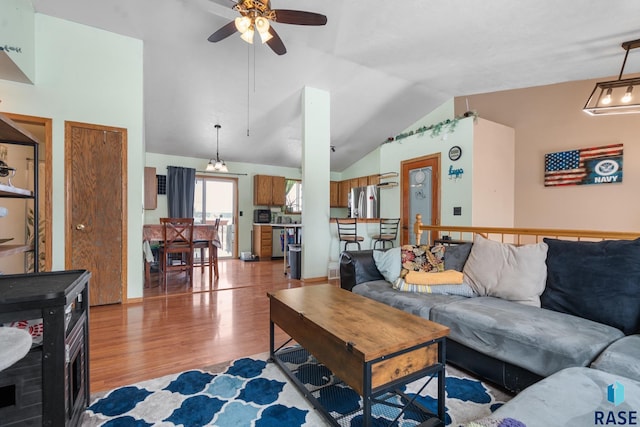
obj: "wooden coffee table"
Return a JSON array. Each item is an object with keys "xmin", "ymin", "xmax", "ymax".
[{"xmin": 268, "ymin": 284, "xmax": 450, "ymax": 427}]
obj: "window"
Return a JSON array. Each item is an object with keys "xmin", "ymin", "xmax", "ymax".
[{"xmin": 285, "ymin": 179, "xmax": 302, "ymax": 213}]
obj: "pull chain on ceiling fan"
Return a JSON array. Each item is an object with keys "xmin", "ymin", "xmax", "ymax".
[{"xmin": 207, "ymin": 0, "xmax": 327, "ymax": 55}]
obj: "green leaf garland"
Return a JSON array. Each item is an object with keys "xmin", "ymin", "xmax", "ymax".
[{"xmin": 388, "ymin": 111, "xmax": 478, "ymax": 143}]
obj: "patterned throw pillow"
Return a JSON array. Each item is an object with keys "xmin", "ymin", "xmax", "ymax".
[{"xmin": 399, "ymin": 244, "xmax": 445, "ymax": 279}]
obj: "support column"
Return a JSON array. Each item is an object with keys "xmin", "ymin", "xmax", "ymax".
[{"xmin": 301, "ymin": 86, "xmax": 330, "ymax": 280}]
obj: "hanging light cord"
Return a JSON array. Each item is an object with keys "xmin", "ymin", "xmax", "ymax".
[{"xmin": 247, "ymin": 44, "xmax": 251, "ymax": 136}]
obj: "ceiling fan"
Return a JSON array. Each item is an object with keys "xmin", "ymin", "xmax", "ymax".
[{"xmin": 207, "ymin": 0, "xmax": 327, "ymax": 55}]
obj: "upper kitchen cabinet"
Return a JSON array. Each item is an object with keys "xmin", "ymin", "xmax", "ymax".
[
  {"xmin": 254, "ymin": 174, "xmax": 286, "ymax": 206},
  {"xmin": 330, "ymin": 181, "xmax": 339, "ymax": 207},
  {"xmin": 144, "ymin": 167, "xmax": 157, "ymax": 210}
]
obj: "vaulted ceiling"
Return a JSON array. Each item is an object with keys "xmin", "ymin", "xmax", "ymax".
[{"xmin": 31, "ymin": 0, "xmax": 640, "ymax": 171}]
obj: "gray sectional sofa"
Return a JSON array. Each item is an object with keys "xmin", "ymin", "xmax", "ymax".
[{"xmin": 339, "ymin": 234, "xmax": 640, "ymax": 395}]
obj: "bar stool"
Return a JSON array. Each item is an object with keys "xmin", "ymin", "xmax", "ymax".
[
  {"xmin": 336, "ymin": 218, "xmax": 364, "ymax": 251},
  {"xmin": 371, "ymin": 218, "xmax": 400, "ymax": 249}
]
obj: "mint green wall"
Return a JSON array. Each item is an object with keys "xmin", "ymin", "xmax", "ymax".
[
  {"xmin": 0, "ymin": 14, "xmax": 144, "ymax": 299},
  {"xmin": 379, "ymin": 116, "xmax": 475, "ymax": 227},
  {"xmin": 340, "ymin": 146, "xmax": 381, "ymax": 180},
  {"xmin": 340, "ymin": 99, "xmax": 475, "ymax": 226},
  {"xmin": 0, "ymin": 0, "xmax": 35, "ymax": 83}
]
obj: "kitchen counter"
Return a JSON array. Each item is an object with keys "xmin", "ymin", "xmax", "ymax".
[
  {"xmin": 330, "ymin": 218, "xmax": 381, "ymax": 223},
  {"xmin": 252, "ymin": 223, "xmax": 303, "ymax": 275}
]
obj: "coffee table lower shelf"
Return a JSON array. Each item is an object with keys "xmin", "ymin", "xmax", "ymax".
[{"xmin": 270, "ymin": 346, "xmax": 445, "ymax": 427}]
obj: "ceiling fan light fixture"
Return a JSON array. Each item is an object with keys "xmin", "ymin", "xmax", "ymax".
[
  {"xmin": 255, "ymin": 17, "xmax": 272, "ymax": 43},
  {"xmin": 240, "ymin": 26, "xmax": 255, "ymax": 44},
  {"xmin": 584, "ymin": 38, "xmax": 640, "ymax": 115},
  {"xmin": 234, "ymin": 16, "xmax": 251, "ymax": 33},
  {"xmin": 259, "ymin": 29, "xmax": 273, "ymax": 43}
]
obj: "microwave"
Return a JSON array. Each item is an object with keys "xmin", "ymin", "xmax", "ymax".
[{"xmin": 253, "ymin": 209, "xmax": 271, "ymax": 224}]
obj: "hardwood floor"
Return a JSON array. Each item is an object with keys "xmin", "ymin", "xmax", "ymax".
[{"xmin": 89, "ymin": 259, "xmax": 338, "ymax": 393}]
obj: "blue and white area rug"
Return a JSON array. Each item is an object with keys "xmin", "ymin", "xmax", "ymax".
[{"xmin": 82, "ymin": 351, "xmax": 511, "ymax": 427}]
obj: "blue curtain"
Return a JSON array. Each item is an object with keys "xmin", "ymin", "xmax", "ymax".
[{"xmin": 167, "ymin": 166, "xmax": 196, "ymax": 217}]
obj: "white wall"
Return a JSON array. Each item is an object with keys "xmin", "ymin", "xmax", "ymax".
[
  {"xmin": 472, "ymin": 119, "xmax": 515, "ymax": 226},
  {"xmin": 0, "ymin": 14, "xmax": 144, "ymax": 298}
]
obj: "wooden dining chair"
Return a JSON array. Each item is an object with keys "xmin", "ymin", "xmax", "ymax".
[
  {"xmin": 193, "ymin": 217, "xmax": 220, "ymax": 284},
  {"xmin": 159, "ymin": 217, "xmax": 194, "ymax": 289},
  {"xmin": 371, "ymin": 218, "xmax": 401, "ymax": 249},
  {"xmin": 336, "ymin": 218, "xmax": 364, "ymax": 252}
]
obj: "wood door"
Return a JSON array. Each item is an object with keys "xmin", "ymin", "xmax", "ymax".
[
  {"xmin": 65, "ymin": 122, "xmax": 127, "ymax": 306},
  {"xmin": 401, "ymin": 154, "xmax": 440, "ymax": 245}
]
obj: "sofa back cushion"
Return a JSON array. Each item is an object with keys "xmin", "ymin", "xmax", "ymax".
[
  {"xmin": 463, "ymin": 234, "xmax": 548, "ymax": 307},
  {"xmin": 444, "ymin": 242, "xmax": 473, "ymax": 271},
  {"xmin": 542, "ymin": 238, "xmax": 640, "ymax": 335}
]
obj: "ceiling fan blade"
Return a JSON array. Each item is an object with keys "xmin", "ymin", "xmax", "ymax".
[
  {"xmin": 272, "ymin": 9, "xmax": 327, "ymax": 26},
  {"xmin": 266, "ymin": 26, "xmax": 286, "ymax": 55},
  {"xmin": 208, "ymin": 21, "xmax": 238, "ymax": 42}
]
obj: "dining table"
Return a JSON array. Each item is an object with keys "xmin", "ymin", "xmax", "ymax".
[{"xmin": 143, "ymin": 224, "xmax": 221, "ymax": 287}]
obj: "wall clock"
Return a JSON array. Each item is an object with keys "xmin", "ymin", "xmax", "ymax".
[{"xmin": 448, "ymin": 146, "xmax": 462, "ymax": 161}]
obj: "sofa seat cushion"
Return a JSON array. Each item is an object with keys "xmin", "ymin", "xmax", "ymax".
[
  {"xmin": 491, "ymin": 367, "xmax": 640, "ymax": 426},
  {"xmin": 591, "ymin": 335, "xmax": 640, "ymax": 382},
  {"xmin": 352, "ymin": 281, "xmax": 466, "ymax": 319},
  {"xmin": 430, "ymin": 297, "xmax": 624, "ymax": 377}
]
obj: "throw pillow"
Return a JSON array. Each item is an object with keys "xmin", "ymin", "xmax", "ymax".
[
  {"xmin": 463, "ymin": 234, "xmax": 548, "ymax": 307},
  {"xmin": 541, "ymin": 238, "xmax": 640, "ymax": 335},
  {"xmin": 372, "ymin": 247, "xmax": 402, "ymax": 283},
  {"xmin": 444, "ymin": 242, "xmax": 473, "ymax": 271},
  {"xmin": 399, "ymin": 244, "xmax": 445, "ymax": 279}
]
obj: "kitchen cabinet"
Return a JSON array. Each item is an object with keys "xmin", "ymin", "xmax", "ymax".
[
  {"xmin": 0, "ymin": 113, "xmax": 40, "ymax": 272},
  {"xmin": 338, "ymin": 180, "xmax": 350, "ymax": 207},
  {"xmin": 144, "ymin": 167, "xmax": 157, "ymax": 210},
  {"xmin": 332, "ymin": 174, "xmax": 384, "ymax": 208},
  {"xmin": 330, "ymin": 181, "xmax": 339, "ymax": 207},
  {"xmin": 253, "ymin": 224, "xmax": 272, "ymax": 260},
  {"xmin": 254, "ymin": 174, "xmax": 285, "ymax": 206}
]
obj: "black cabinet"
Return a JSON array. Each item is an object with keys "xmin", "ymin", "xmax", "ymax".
[{"xmin": 0, "ymin": 270, "xmax": 90, "ymax": 426}]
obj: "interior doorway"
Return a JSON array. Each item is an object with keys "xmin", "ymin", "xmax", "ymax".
[
  {"xmin": 4, "ymin": 113, "xmax": 52, "ymax": 272},
  {"xmin": 401, "ymin": 154, "xmax": 440, "ymax": 245},
  {"xmin": 194, "ymin": 175, "xmax": 238, "ymax": 259}
]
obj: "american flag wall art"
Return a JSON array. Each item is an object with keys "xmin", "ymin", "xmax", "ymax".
[{"xmin": 544, "ymin": 144, "xmax": 623, "ymax": 187}]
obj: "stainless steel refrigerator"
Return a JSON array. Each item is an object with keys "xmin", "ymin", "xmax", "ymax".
[{"xmin": 350, "ymin": 185, "xmax": 380, "ymax": 218}]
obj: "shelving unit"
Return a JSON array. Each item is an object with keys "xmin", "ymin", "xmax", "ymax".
[
  {"xmin": 0, "ymin": 270, "xmax": 91, "ymax": 426},
  {"xmin": 0, "ymin": 113, "xmax": 39, "ymax": 272}
]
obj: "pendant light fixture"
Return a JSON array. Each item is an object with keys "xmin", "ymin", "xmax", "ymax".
[
  {"xmin": 206, "ymin": 124, "xmax": 228, "ymax": 172},
  {"xmin": 583, "ymin": 38, "xmax": 640, "ymax": 115}
]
